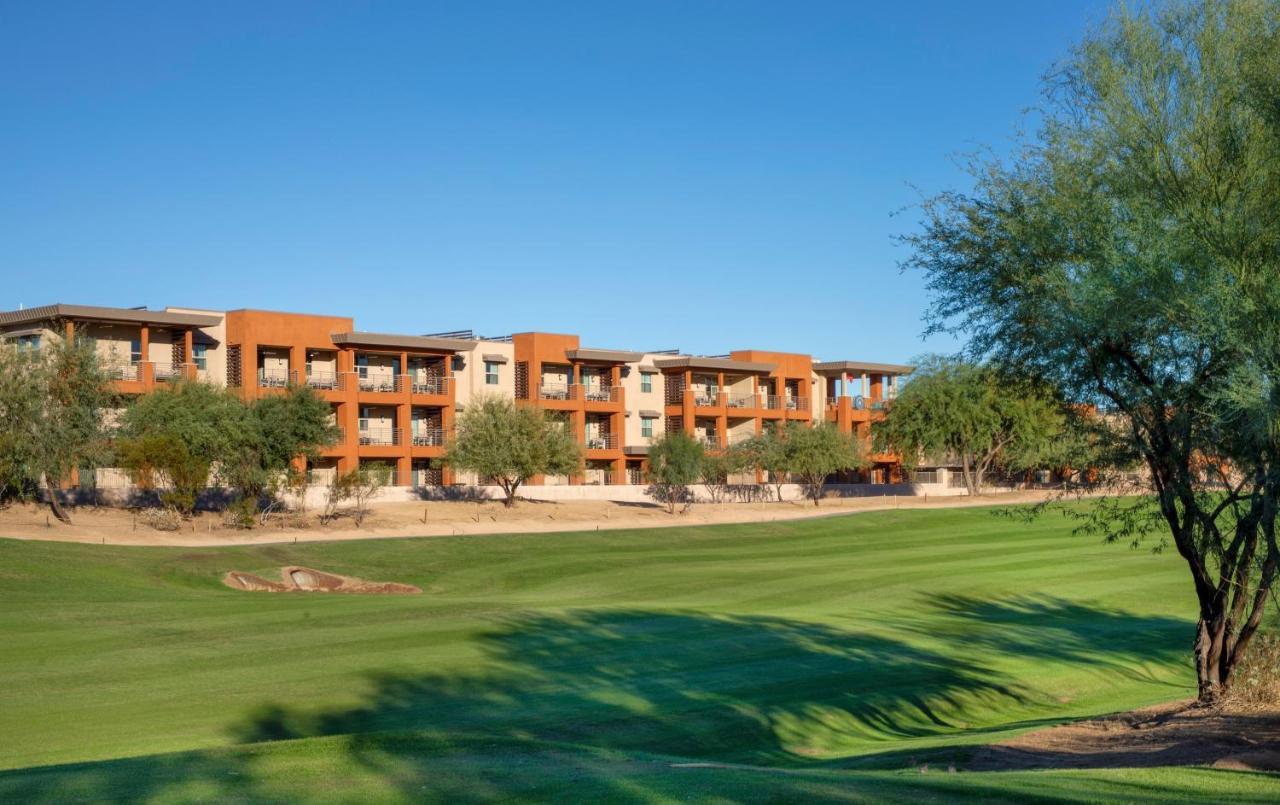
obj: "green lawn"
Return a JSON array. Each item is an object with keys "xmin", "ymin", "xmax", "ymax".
[{"xmin": 0, "ymin": 504, "xmax": 1276, "ymax": 802}]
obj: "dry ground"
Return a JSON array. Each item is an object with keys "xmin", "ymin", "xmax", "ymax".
[
  {"xmin": 970, "ymin": 700, "xmax": 1280, "ymax": 773},
  {"xmin": 0, "ymin": 489, "xmax": 1062, "ymax": 547}
]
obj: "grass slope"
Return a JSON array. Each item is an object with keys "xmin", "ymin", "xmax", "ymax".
[{"xmin": 0, "ymin": 505, "xmax": 1275, "ymax": 801}]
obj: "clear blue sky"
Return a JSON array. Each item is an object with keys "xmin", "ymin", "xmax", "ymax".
[{"xmin": 1, "ymin": 1, "xmax": 1111, "ymax": 362}]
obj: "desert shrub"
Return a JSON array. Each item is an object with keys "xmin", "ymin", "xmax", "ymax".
[
  {"xmin": 139, "ymin": 507, "xmax": 182, "ymax": 532},
  {"xmin": 1225, "ymin": 633, "xmax": 1280, "ymax": 707}
]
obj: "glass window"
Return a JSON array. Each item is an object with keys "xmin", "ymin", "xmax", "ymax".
[
  {"xmin": 452, "ymin": 355, "xmax": 465, "ymax": 372},
  {"xmin": 16, "ymin": 334, "xmax": 40, "ymax": 352},
  {"xmin": 641, "ymin": 372, "xmax": 653, "ymax": 393},
  {"xmin": 130, "ymin": 338, "xmax": 142, "ymax": 364},
  {"xmin": 192, "ymin": 344, "xmax": 208, "ymax": 371},
  {"xmin": 485, "ymin": 361, "xmax": 499, "ymax": 385},
  {"xmin": 641, "ymin": 417, "xmax": 654, "ymax": 438}
]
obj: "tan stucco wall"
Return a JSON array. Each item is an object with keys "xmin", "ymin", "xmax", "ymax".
[{"xmin": 621, "ymin": 355, "xmax": 666, "ymax": 447}]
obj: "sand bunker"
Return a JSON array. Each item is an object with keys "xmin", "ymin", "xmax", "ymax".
[{"xmin": 222, "ymin": 566, "xmax": 420, "ymax": 595}]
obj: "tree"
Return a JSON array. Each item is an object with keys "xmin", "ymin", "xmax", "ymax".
[
  {"xmin": 700, "ymin": 445, "xmax": 750, "ymax": 503},
  {"xmin": 787, "ymin": 422, "xmax": 865, "ymax": 506},
  {"xmin": 646, "ymin": 430, "xmax": 704, "ymax": 513},
  {"xmin": 442, "ymin": 396, "xmax": 581, "ymax": 507},
  {"xmin": 0, "ymin": 337, "xmax": 112, "ymax": 523},
  {"xmin": 874, "ymin": 357, "xmax": 1065, "ymax": 495},
  {"xmin": 118, "ymin": 380, "xmax": 254, "ymax": 512},
  {"xmin": 903, "ymin": 0, "xmax": 1280, "ymax": 701},
  {"xmin": 741, "ymin": 424, "xmax": 793, "ymax": 502}
]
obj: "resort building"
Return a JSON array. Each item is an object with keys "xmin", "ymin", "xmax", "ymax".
[{"xmin": 0, "ymin": 303, "xmax": 913, "ymax": 488}]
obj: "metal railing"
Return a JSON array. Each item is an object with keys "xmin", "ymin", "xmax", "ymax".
[
  {"xmin": 258, "ymin": 368, "xmax": 290, "ymax": 389},
  {"xmin": 356, "ymin": 371, "xmax": 398, "ymax": 393},
  {"xmin": 152, "ymin": 363, "xmax": 186, "ymax": 382},
  {"xmin": 357, "ymin": 426, "xmax": 402, "ymax": 446},
  {"xmin": 726, "ymin": 394, "xmax": 756, "ymax": 409},
  {"xmin": 105, "ymin": 363, "xmax": 141, "ymax": 381},
  {"xmin": 785, "ymin": 396, "xmax": 809, "ymax": 412},
  {"xmin": 304, "ymin": 370, "xmax": 341, "ymax": 391},
  {"xmin": 698, "ymin": 433, "xmax": 724, "ymax": 448},
  {"xmin": 409, "ymin": 375, "xmax": 449, "ymax": 395},
  {"xmin": 581, "ymin": 384, "xmax": 621, "ymax": 403},
  {"xmin": 411, "ymin": 427, "xmax": 445, "ymax": 447},
  {"xmin": 538, "ymin": 382, "xmax": 575, "ymax": 401},
  {"xmin": 693, "ymin": 389, "xmax": 722, "ymax": 407},
  {"xmin": 583, "ymin": 432, "xmax": 619, "ymax": 450},
  {"xmin": 759, "ymin": 394, "xmax": 782, "ymax": 410}
]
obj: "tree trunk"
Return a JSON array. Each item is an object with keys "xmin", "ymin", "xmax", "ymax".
[
  {"xmin": 46, "ymin": 484, "xmax": 72, "ymax": 524},
  {"xmin": 502, "ymin": 479, "xmax": 519, "ymax": 508},
  {"xmin": 1194, "ymin": 617, "xmax": 1226, "ymax": 703}
]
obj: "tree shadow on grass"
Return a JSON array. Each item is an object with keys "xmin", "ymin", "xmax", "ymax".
[{"xmin": 0, "ymin": 603, "xmax": 1205, "ymax": 802}]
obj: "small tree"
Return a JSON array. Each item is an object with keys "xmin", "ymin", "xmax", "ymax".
[
  {"xmin": 117, "ymin": 434, "xmax": 209, "ymax": 516},
  {"xmin": 741, "ymin": 424, "xmax": 793, "ymax": 502},
  {"xmin": 646, "ymin": 431, "xmax": 704, "ymax": 514},
  {"xmin": 788, "ymin": 423, "xmax": 864, "ymax": 506},
  {"xmin": 0, "ymin": 337, "xmax": 112, "ymax": 523},
  {"xmin": 700, "ymin": 445, "xmax": 750, "ymax": 504},
  {"xmin": 317, "ymin": 464, "xmax": 388, "ymax": 526},
  {"xmin": 873, "ymin": 357, "xmax": 1064, "ymax": 495},
  {"xmin": 442, "ymin": 396, "xmax": 581, "ymax": 507}
]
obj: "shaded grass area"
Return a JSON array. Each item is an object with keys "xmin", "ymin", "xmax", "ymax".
[{"xmin": 1, "ymin": 504, "xmax": 1274, "ymax": 800}]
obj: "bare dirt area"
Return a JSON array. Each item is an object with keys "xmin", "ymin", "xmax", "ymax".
[
  {"xmin": 0, "ymin": 489, "xmax": 1063, "ymax": 548},
  {"xmin": 970, "ymin": 699, "xmax": 1280, "ymax": 772}
]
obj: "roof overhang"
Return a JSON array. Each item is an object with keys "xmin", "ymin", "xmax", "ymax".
[
  {"xmin": 331, "ymin": 331, "xmax": 478, "ymax": 352},
  {"xmin": 482, "ymin": 353, "xmax": 509, "ymax": 363},
  {"xmin": 624, "ymin": 445, "xmax": 651, "ymax": 456},
  {"xmin": 653, "ymin": 356, "xmax": 775, "ymax": 374},
  {"xmin": 813, "ymin": 360, "xmax": 915, "ymax": 377},
  {"xmin": 565, "ymin": 348, "xmax": 645, "ymax": 363},
  {"xmin": 0, "ymin": 304, "xmax": 222, "ymax": 329}
]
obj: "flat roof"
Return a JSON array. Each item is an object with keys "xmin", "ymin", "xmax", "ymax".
[
  {"xmin": 813, "ymin": 360, "xmax": 915, "ymax": 376},
  {"xmin": 331, "ymin": 331, "xmax": 479, "ymax": 352},
  {"xmin": 652, "ymin": 355, "xmax": 776, "ymax": 374},
  {"xmin": 565, "ymin": 347, "xmax": 646, "ymax": 363},
  {"xmin": 0, "ymin": 304, "xmax": 222, "ymax": 328}
]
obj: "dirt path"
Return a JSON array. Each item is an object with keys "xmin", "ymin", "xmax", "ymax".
[
  {"xmin": 0, "ymin": 490, "xmax": 1062, "ymax": 547},
  {"xmin": 970, "ymin": 700, "xmax": 1280, "ymax": 772}
]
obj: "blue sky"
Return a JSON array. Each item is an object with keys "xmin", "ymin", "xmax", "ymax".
[{"xmin": 1, "ymin": 1, "xmax": 1111, "ymax": 362}]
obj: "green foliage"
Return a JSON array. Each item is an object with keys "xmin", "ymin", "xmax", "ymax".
[
  {"xmin": 699, "ymin": 444, "xmax": 751, "ymax": 503},
  {"xmin": 116, "ymin": 434, "xmax": 209, "ymax": 516},
  {"xmin": 0, "ymin": 337, "xmax": 113, "ymax": 522},
  {"xmin": 786, "ymin": 422, "xmax": 864, "ymax": 505},
  {"xmin": 645, "ymin": 430, "xmax": 704, "ymax": 513},
  {"xmin": 874, "ymin": 357, "xmax": 1066, "ymax": 495},
  {"xmin": 442, "ymin": 396, "xmax": 581, "ymax": 507},
  {"xmin": 120, "ymin": 382, "xmax": 338, "ymax": 520},
  {"xmin": 739, "ymin": 424, "xmax": 793, "ymax": 501},
  {"xmin": 903, "ymin": 0, "xmax": 1280, "ymax": 699},
  {"xmin": 322, "ymin": 464, "xmax": 390, "ymax": 526}
]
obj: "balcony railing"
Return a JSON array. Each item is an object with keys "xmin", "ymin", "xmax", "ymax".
[
  {"xmin": 411, "ymin": 427, "xmax": 445, "ymax": 447},
  {"xmin": 583, "ymin": 432, "xmax": 619, "ymax": 450},
  {"xmin": 759, "ymin": 394, "xmax": 782, "ymax": 410},
  {"xmin": 692, "ymin": 389, "xmax": 722, "ymax": 407},
  {"xmin": 698, "ymin": 433, "xmax": 724, "ymax": 448},
  {"xmin": 581, "ymin": 385, "xmax": 621, "ymax": 403},
  {"xmin": 538, "ymin": 383, "xmax": 575, "ymax": 401},
  {"xmin": 725, "ymin": 394, "xmax": 756, "ymax": 409},
  {"xmin": 357, "ymin": 371, "xmax": 399, "ymax": 393},
  {"xmin": 257, "ymin": 368, "xmax": 290, "ymax": 389},
  {"xmin": 409, "ymin": 375, "xmax": 449, "ymax": 395},
  {"xmin": 105, "ymin": 362, "xmax": 141, "ymax": 382},
  {"xmin": 304, "ymin": 370, "xmax": 341, "ymax": 391},
  {"xmin": 358, "ymin": 426, "xmax": 402, "ymax": 446},
  {"xmin": 785, "ymin": 396, "xmax": 809, "ymax": 412}
]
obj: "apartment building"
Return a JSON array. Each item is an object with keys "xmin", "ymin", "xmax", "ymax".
[{"xmin": 0, "ymin": 303, "xmax": 912, "ymax": 487}]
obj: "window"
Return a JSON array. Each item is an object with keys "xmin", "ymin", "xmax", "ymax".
[
  {"xmin": 452, "ymin": 355, "xmax": 465, "ymax": 372},
  {"xmin": 641, "ymin": 417, "xmax": 654, "ymax": 439},
  {"xmin": 16, "ymin": 334, "xmax": 40, "ymax": 352},
  {"xmin": 485, "ymin": 361, "xmax": 500, "ymax": 385},
  {"xmin": 641, "ymin": 372, "xmax": 654, "ymax": 393},
  {"xmin": 192, "ymin": 344, "xmax": 208, "ymax": 371},
  {"xmin": 130, "ymin": 338, "xmax": 142, "ymax": 364}
]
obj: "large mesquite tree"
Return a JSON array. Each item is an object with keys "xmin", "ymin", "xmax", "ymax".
[{"xmin": 906, "ymin": 0, "xmax": 1280, "ymax": 701}]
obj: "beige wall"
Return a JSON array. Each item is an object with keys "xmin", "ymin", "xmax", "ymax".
[
  {"xmin": 621, "ymin": 356, "xmax": 666, "ymax": 447},
  {"xmin": 165, "ymin": 308, "xmax": 228, "ymax": 386},
  {"xmin": 453, "ymin": 341, "xmax": 515, "ymax": 409}
]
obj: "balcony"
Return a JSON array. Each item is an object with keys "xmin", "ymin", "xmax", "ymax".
[
  {"xmin": 153, "ymin": 363, "xmax": 193, "ymax": 383},
  {"xmin": 105, "ymin": 363, "xmax": 141, "ymax": 382},
  {"xmin": 698, "ymin": 433, "xmax": 724, "ymax": 449},
  {"xmin": 258, "ymin": 368, "xmax": 291, "ymax": 389},
  {"xmin": 358, "ymin": 425, "xmax": 402, "ymax": 446},
  {"xmin": 785, "ymin": 397, "xmax": 809, "ymax": 412},
  {"xmin": 759, "ymin": 395, "xmax": 782, "ymax": 410},
  {"xmin": 692, "ymin": 389, "xmax": 722, "ymax": 407},
  {"xmin": 409, "ymin": 375, "xmax": 449, "ymax": 396},
  {"xmin": 411, "ymin": 427, "xmax": 445, "ymax": 447},
  {"xmin": 584, "ymin": 432, "xmax": 619, "ymax": 450},
  {"xmin": 725, "ymin": 394, "xmax": 756, "ymax": 409},
  {"xmin": 357, "ymin": 371, "xmax": 399, "ymax": 393},
  {"xmin": 538, "ymin": 382, "xmax": 575, "ymax": 401},
  {"xmin": 581, "ymin": 385, "xmax": 621, "ymax": 404},
  {"xmin": 303, "ymin": 370, "xmax": 341, "ymax": 391}
]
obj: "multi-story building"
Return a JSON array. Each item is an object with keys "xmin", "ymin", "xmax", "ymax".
[{"xmin": 0, "ymin": 303, "xmax": 912, "ymax": 487}]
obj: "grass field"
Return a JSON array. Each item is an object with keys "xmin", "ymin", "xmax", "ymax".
[{"xmin": 1, "ymin": 504, "xmax": 1277, "ymax": 802}]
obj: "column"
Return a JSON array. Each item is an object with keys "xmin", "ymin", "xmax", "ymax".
[
  {"xmin": 183, "ymin": 329, "xmax": 195, "ymax": 378},
  {"xmin": 139, "ymin": 324, "xmax": 152, "ymax": 387}
]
